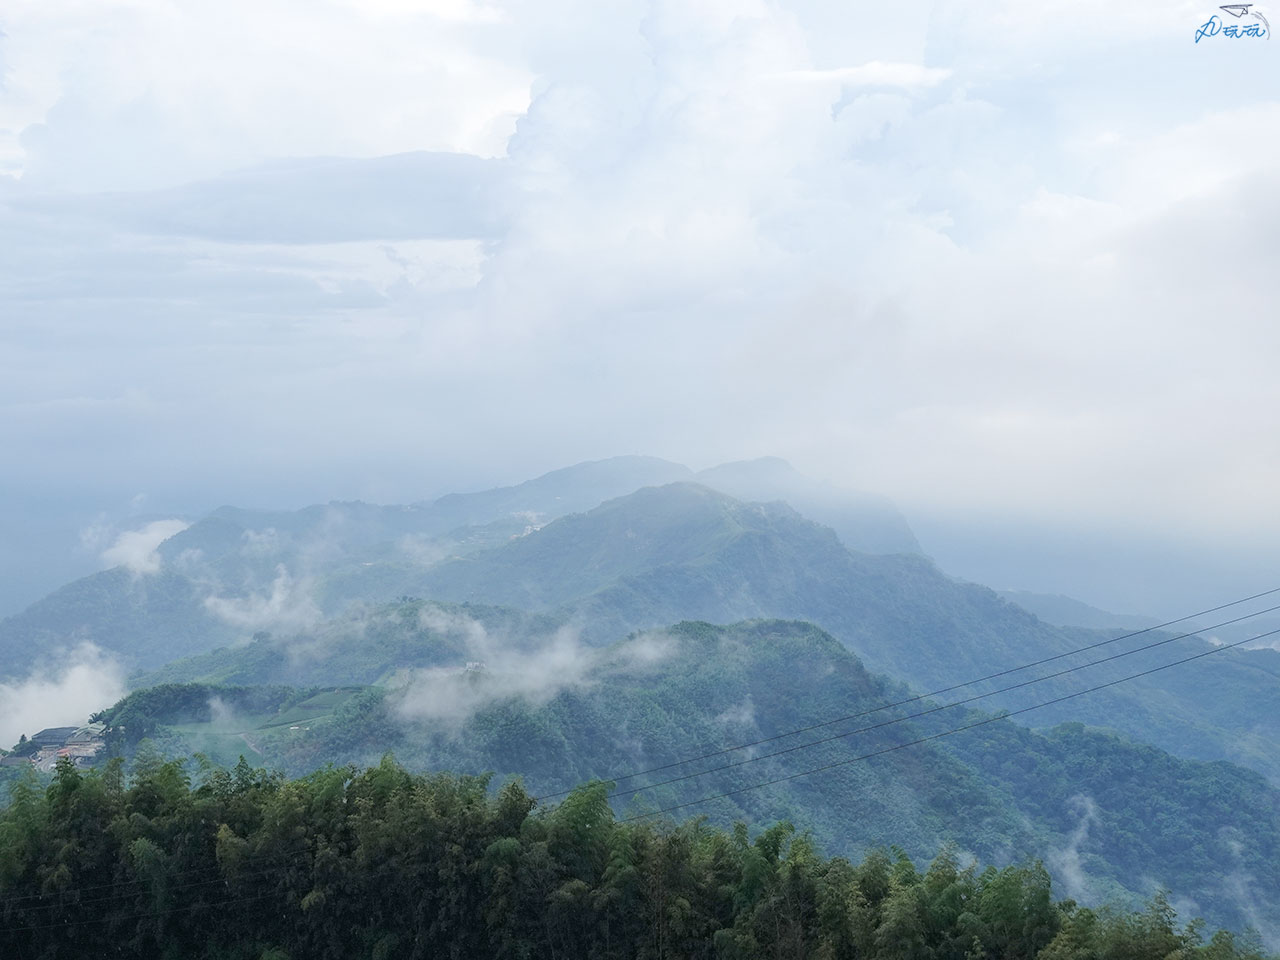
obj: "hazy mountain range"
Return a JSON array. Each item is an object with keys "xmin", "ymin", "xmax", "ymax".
[
  {"xmin": 3, "ymin": 456, "xmax": 1278, "ymax": 943},
  {"xmin": 96, "ymin": 616, "xmax": 1280, "ymax": 939}
]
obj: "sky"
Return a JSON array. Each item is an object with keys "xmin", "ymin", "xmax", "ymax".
[{"xmin": 1, "ymin": 0, "xmax": 1278, "ymax": 615}]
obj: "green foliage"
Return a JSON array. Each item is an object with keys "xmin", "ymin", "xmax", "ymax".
[
  {"xmin": 134, "ymin": 483, "xmax": 1280, "ymax": 790},
  {"xmin": 8, "ymin": 481, "xmax": 1279, "ymax": 793},
  {"xmin": 102, "ymin": 621, "xmax": 1280, "ymax": 940},
  {"xmin": 139, "ymin": 599, "xmax": 563, "ymax": 688},
  {"xmin": 0, "ymin": 568, "xmax": 237, "ymax": 677},
  {"xmin": 101, "ymin": 683, "xmax": 304, "ymax": 751},
  {"xmin": 0, "ymin": 758, "xmax": 1272, "ymax": 960}
]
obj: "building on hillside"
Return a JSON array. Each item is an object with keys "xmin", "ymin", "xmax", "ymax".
[
  {"xmin": 63, "ymin": 723, "xmax": 106, "ymax": 766},
  {"xmin": 26, "ymin": 724, "xmax": 106, "ymax": 771},
  {"xmin": 29, "ymin": 727, "xmax": 79, "ymax": 749},
  {"xmin": 66, "ymin": 723, "xmax": 106, "ymax": 748}
]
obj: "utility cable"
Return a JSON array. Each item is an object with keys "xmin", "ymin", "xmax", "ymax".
[
  {"xmin": 620, "ymin": 624, "xmax": 1280, "ymax": 822},
  {"xmin": 5, "ymin": 587, "xmax": 1278, "ymax": 911},
  {"xmin": 606, "ymin": 603, "xmax": 1280, "ymax": 801},
  {"xmin": 536, "ymin": 585, "xmax": 1280, "ymax": 801}
]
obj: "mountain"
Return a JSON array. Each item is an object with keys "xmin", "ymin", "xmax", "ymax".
[
  {"xmin": 695, "ymin": 456, "xmax": 920, "ymax": 555},
  {"xmin": 414, "ymin": 455, "xmax": 694, "ymax": 529},
  {"xmin": 399, "ymin": 483, "xmax": 1280, "ymax": 784},
  {"xmin": 0, "ymin": 568, "xmax": 237, "ymax": 672},
  {"xmin": 93, "ymin": 618, "xmax": 1280, "ymax": 940},
  {"xmin": 0, "ymin": 458, "xmax": 685, "ymax": 677},
  {"xmin": 139, "ymin": 600, "xmax": 566, "ymax": 688},
  {"xmin": 0, "ymin": 457, "xmax": 922, "ymax": 678},
  {"xmin": 8, "ymin": 471, "xmax": 1277, "ymax": 789},
  {"xmin": 998, "ymin": 590, "xmax": 1162, "ymax": 631}
]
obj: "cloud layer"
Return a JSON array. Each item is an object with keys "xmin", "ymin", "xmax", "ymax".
[
  {"xmin": 0, "ymin": 643, "xmax": 125, "ymax": 747},
  {"xmin": 99, "ymin": 519, "xmax": 191, "ymax": 575},
  {"xmin": 1, "ymin": 0, "xmax": 1277, "ymax": 613},
  {"xmin": 202, "ymin": 565, "xmax": 322, "ymax": 635},
  {"xmin": 394, "ymin": 608, "xmax": 672, "ymax": 725}
]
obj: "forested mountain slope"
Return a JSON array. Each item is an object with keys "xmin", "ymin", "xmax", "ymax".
[
  {"xmin": 996, "ymin": 590, "xmax": 1161, "ymax": 631},
  {"xmin": 408, "ymin": 484, "xmax": 1280, "ymax": 783},
  {"xmin": 106, "ymin": 619, "xmax": 1280, "ymax": 939},
  {"xmin": 0, "ymin": 568, "xmax": 237, "ymax": 675},
  {"xmin": 0, "ymin": 458, "xmax": 916, "ymax": 677},
  {"xmin": 36, "ymin": 477, "xmax": 1276, "ymax": 788},
  {"xmin": 695, "ymin": 456, "xmax": 920, "ymax": 555}
]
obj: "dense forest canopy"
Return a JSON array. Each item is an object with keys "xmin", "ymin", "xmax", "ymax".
[
  {"xmin": 2, "ymin": 473, "xmax": 1278, "ymax": 955},
  {"xmin": 7, "ymin": 617, "xmax": 1280, "ymax": 943},
  {"xmin": 0, "ymin": 756, "xmax": 1274, "ymax": 960}
]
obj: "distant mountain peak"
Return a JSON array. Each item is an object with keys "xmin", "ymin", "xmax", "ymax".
[
  {"xmin": 700, "ymin": 455, "xmax": 798, "ymax": 476},
  {"xmin": 694, "ymin": 459, "xmax": 920, "ymax": 556}
]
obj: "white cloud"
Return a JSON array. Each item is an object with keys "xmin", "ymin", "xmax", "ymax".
[
  {"xmin": 100, "ymin": 518, "xmax": 189, "ymax": 575},
  {"xmin": 395, "ymin": 627, "xmax": 588, "ymax": 725},
  {"xmin": 328, "ymin": 0, "xmax": 506, "ymax": 22},
  {"xmin": 776, "ymin": 62, "xmax": 952, "ymax": 88},
  {"xmin": 0, "ymin": 0, "xmax": 1278, "ymax": 609},
  {"xmin": 1048, "ymin": 794, "xmax": 1100, "ymax": 903},
  {"xmin": 0, "ymin": 643, "xmax": 125, "ymax": 747},
  {"xmin": 0, "ymin": 0, "xmax": 532, "ymax": 189},
  {"xmin": 395, "ymin": 610, "xmax": 673, "ymax": 725},
  {"xmin": 398, "ymin": 533, "xmax": 451, "ymax": 566},
  {"xmin": 1219, "ymin": 827, "xmax": 1280, "ymax": 949},
  {"xmin": 203, "ymin": 565, "xmax": 321, "ymax": 634},
  {"xmin": 715, "ymin": 697, "xmax": 757, "ymax": 729},
  {"xmin": 202, "ymin": 563, "xmax": 320, "ymax": 640}
]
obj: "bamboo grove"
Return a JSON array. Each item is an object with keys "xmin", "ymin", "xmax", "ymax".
[{"xmin": 0, "ymin": 756, "xmax": 1273, "ymax": 960}]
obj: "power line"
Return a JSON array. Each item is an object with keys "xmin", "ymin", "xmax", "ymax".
[
  {"xmin": 5, "ymin": 625, "xmax": 1273, "ymax": 935},
  {"xmin": 619, "ymin": 624, "xmax": 1280, "ymax": 823},
  {"xmin": 536, "ymin": 585, "xmax": 1280, "ymax": 801},
  {"xmin": 606, "ymin": 602, "xmax": 1280, "ymax": 801},
  {"xmin": 4, "ymin": 587, "xmax": 1277, "ymax": 914}
]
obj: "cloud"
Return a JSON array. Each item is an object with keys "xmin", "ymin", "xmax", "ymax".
[
  {"xmin": 775, "ymin": 62, "xmax": 952, "ymax": 88},
  {"xmin": 1219, "ymin": 827, "xmax": 1280, "ymax": 949},
  {"xmin": 78, "ymin": 517, "xmax": 116, "ymax": 555},
  {"xmin": 615, "ymin": 630, "xmax": 676, "ymax": 668},
  {"xmin": 394, "ymin": 533, "xmax": 450, "ymax": 567},
  {"xmin": 0, "ymin": 0, "xmax": 1278, "ymax": 622},
  {"xmin": 1048, "ymin": 794, "xmax": 1100, "ymax": 903},
  {"xmin": 394, "ymin": 628, "xmax": 587, "ymax": 725},
  {"xmin": 394, "ymin": 610, "xmax": 673, "ymax": 726},
  {"xmin": 715, "ymin": 697, "xmax": 757, "ymax": 729},
  {"xmin": 0, "ymin": 643, "xmax": 126, "ymax": 747},
  {"xmin": 15, "ymin": 152, "xmax": 510, "ymax": 244},
  {"xmin": 99, "ymin": 518, "xmax": 190, "ymax": 575},
  {"xmin": 0, "ymin": 0, "xmax": 532, "ymax": 190},
  {"xmin": 202, "ymin": 564, "xmax": 321, "ymax": 635}
]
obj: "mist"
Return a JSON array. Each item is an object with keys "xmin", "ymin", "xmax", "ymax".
[
  {"xmin": 0, "ymin": 643, "xmax": 125, "ymax": 747},
  {"xmin": 0, "ymin": 3, "xmax": 1277, "ymax": 954},
  {"xmin": 202, "ymin": 565, "xmax": 322, "ymax": 636},
  {"xmin": 2, "ymin": 0, "xmax": 1278, "ymax": 625},
  {"xmin": 1220, "ymin": 828, "xmax": 1280, "ymax": 949},
  {"xmin": 1047, "ymin": 795, "xmax": 1100, "ymax": 904},
  {"xmin": 98, "ymin": 519, "xmax": 192, "ymax": 576},
  {"xmin": 393, "ymin": 609, "xmax": 673, "ymax": 727}
]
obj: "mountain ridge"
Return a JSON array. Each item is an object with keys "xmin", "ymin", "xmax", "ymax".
[
  {"xmin": 84, "ymin": 617, "xmax": 1280, "ymax": 941},
  {"xmin": 0, "ymin": 458, "xmax": 919, "ymax": 676}
]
